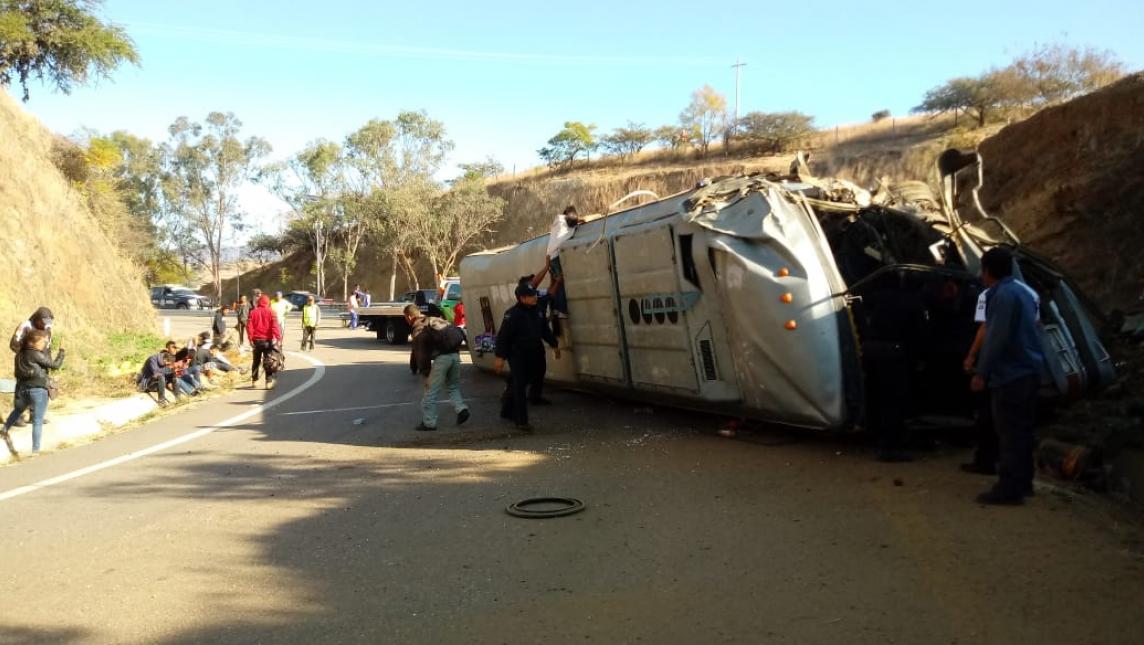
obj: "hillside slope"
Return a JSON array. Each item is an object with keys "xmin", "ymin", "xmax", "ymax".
[
  {"xmin": 0, "ymin": 91, "xmax": 155, "ymax": 389},
  {"xmin": 977, "ymin": 72, "xmax": 1144, "ymax": 313}
]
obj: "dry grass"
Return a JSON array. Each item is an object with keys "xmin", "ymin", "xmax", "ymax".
[
  {"xmin": 0, "ymin": 92, "xmax": 156, "ymax": 397},
  {"xmin": 239, "ymin": 113, "xmax": 1005, "ymax": 297}
]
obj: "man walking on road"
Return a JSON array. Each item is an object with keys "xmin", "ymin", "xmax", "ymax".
[
  {"xmin": 970, "ymin": 247, "xmax": 1045, "ymax": 505},
  {"xmin": 301, "ymin": 295, "xmax": 321, "ymax": 351},
  {"xmin": 248, "ymin": 295, "xmax": 282, "ymax": 389},
  {"xmin": 495, "ymin": 284, "xmax": 560, "ymax": 432},
  {"xmin": 404, "ymin": 305, "xmax": 469, "ymax": 432}
]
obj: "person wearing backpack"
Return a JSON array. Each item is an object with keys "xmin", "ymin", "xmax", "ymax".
[
  {"xmin": 404, "ymin": 304, "xmax": 469, "ymax": 432},
  {"xmin": 2, "ymin": 329, "xmax": 65, "ymax": 458}
]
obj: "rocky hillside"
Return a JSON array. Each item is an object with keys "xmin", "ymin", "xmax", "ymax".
[
  {"xmin": 0, "ymin": 91, "xmax": 155, "ymax": 387},
  {"xmin": 977, "ymin": 72, "xmax": 1144, "ymax": 314}
]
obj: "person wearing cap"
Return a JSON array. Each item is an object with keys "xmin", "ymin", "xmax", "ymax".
[
  {"xmin": 8, "ymin": 307, "xmax": 54, "ymax": 428},
  {"xmin": 494, "ymin": 283, "xmax": 560, "ymax": 432}
]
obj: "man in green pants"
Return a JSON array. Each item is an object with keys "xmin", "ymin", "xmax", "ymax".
[{"xmin": 404, "ymin": 304, "xmax": 469, "ymax": 432}]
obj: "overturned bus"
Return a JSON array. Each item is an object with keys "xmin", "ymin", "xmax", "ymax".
[{"xmin": 459, "ymin": 150, "xmax": 1114, "ymax": 430}]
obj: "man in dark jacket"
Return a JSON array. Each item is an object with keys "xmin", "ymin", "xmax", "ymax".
[
  {"xmin": 405, "ymin": 305, "xmax": 469, "ymax": 431},
  {"xmin": 212, "ymin": 306, "xmax": 229, "ymax": 345},
  {"xmin": 495, "ymin": 284, "xmax": 560, "ymax": 431},
  {"xmin": 235, "ymin": 296, "xmax": 250, "ymax": 347},
  {"xmin": 139, "ymin": 347, "xmax": 180, "ymax": 407}
]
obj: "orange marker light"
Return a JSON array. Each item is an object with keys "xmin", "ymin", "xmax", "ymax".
[
  {"xmin": 780, "ymin": 293, "xmax": 794, "ymax": 304},
  {"xmin": 785, "ymin": 320, "xmax": 798, "ymax": 330},
  {"xmin": 777, "ymin": 267, "xmax": 790, "ymax": 277}
]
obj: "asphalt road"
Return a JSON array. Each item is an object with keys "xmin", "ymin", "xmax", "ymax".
[{"xmin": 1, "ymin": 323, "xmax": 1142, "ymax": 644}]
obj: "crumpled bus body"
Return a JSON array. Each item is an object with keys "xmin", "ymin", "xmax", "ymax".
[{"xmin": 460, "ymin": 153, "xmax": 1113, "ymax": 430}]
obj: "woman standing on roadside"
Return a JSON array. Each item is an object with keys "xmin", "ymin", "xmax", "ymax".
[{"xmin": 1, "ymin": 329, "xmax": 65, "ymax": 459}]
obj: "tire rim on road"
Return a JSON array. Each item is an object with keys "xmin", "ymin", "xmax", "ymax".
[{"xmin": 506, "ymin": 497, "xmax": 585, "ymax": 519}]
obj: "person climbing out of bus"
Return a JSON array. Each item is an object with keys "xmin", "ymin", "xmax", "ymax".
[
  {"xmin": 539, "ymin": 205, "xmax": 582, "ymax": 318},
  {"xmin": 495, "ymin": 283, "xmax": 560, "ymax": 432}
]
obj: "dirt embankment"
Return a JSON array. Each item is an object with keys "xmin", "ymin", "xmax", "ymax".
[
  {"xmin": 977, "ymin": 72, "xmax": 1144, "ymax": 314},
  {"xmin": 0, "ymin": 91, "xmax": 155, "ymax": 390}
]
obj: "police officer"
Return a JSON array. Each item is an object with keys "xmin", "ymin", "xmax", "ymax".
[{"xmin": 495, "ymin": 283, "xmax": 560, "ymax": 432}]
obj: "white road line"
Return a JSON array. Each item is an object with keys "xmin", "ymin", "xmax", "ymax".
[
  {"xmin": 280, "ymin": 402, "xmax": 414, "ymax": 416},
  {"xmin": 0, "ymin": 352, "xmax": 326, "ymax": 503},
  {"xmin": 281, "ymin": 396, "xmax": 498, "ymax": 417}
]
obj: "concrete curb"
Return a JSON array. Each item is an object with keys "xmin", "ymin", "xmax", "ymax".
[{"xmin": 1, "ymin": 394, "xmax": 156, "ymax": 464}]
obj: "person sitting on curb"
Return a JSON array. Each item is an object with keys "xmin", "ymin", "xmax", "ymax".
[
  {"xmin": 173, "ymin": 340, "xmax": 207, "ymax": 393},
  {"xmin": 8, "ymin": 306, "xmax": 54, "ymax": 428},
  {"xmin": 2, "ymin": 329, "xmax": 65, "ymax": 458},
  {"xmin": 404, "ymin": 304, "xmax": 469, "ymax": 432},
  {"xmin": 138, "ymin": 346, "xmax": 181, "ymax": 407}
]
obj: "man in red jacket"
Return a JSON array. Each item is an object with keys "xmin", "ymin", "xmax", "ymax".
[{"xmin": 247, "ymin": 294, "xmax": 282, "ymax": 389}]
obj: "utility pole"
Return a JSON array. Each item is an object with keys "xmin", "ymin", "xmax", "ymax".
[{"xmin": 731, "ymin": 58, "xmax": 747, "ymax": 130}]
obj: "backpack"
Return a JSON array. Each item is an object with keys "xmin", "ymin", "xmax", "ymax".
[
  {"xmin": 262, "ymin": 348, "xmax": 286, "ymax": 375},
  {"xmin": 427, "ymin": 318, "xmax": 466, "ymax": 353}
]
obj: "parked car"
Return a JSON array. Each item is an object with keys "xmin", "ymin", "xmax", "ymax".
[{"xmin": 150, "ymin": 285, "xmax": 210, "ymax": 310}]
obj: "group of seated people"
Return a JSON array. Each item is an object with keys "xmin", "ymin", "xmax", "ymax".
[{"xmin": 136, "ymin": 332, "xmax": 244, "ymax": 407}]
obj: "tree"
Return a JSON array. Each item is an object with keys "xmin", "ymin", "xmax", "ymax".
[
  {"xmin": 247, "ymin": 232, "xmax": 287, "ymax": 265},
  {"xmin": 408, "ymin": 176, "xmax": 505, "ymax": 280},
  {"xmin": 456, "ymin": 157, "xmax": 504, "ymax": 183},
  {"xmin": 601, "ymin": 121, "xmax": 653, "ymax": 160},
  {"xmin": 914, "ymin": 75, "xmax": 1006, "ymax": 127},
  {"xmin": 1010, "ymin": 43, "xmax": 1125, "ymax": 106},
  {"xmin": 871, "ymin": 109, "xmax": 891, "ymax": 122},
  {"xmin": 344, "ymin": 111, "xmax": 453, "ymax": 299},
  {"xmin": 538, "ymin": 121, "xmax": 596, "ymax": 169},
  {"xmin": 0, "ymin": 0, "xmax": 138, "ymax": 101},
  {"xmin": 914, "ymin": 43, "xmax": 1126, "ymax": 128},
  {"xmin": 162, "ymin": 112, "xmax": 270, "ymax": 301},
  {"xmin": 680, "ymin": 85, "xmax": 727, "ymax": 156},
  {"xmin": 261, "ymin": 140, "xmax": 346, "ymax": 297},
  {"xmin": 654, "ymin": 124, "xmax": 692, "ymax": 151},
  {"xmin": 737, "ymin": 111, "xmax": 816, "ymax": 153}
]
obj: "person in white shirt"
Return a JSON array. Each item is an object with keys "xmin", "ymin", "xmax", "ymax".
[{"xmin": 543, "ymin": 206, "xmax": 581, "ymax": 317}]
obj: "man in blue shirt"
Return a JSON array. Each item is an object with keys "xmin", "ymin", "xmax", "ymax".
[{"xmin": 970, "ymin": 247, "xmax": 1045, "ymax": 505}]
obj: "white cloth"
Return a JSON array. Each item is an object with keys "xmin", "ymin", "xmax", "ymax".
[
  {"xmin": 13, "ymin": 320, "xmax": 51, "ymax": 350},
  {"xmin": 546, "ymin": 214, "xmax": 576, "ymax": 258},
  {"xmin": 976, "ymin": 283, "xmax": 1040, "ymax": 323}
]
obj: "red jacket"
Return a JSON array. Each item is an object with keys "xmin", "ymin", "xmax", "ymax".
[{"xmin": 247, "ymin": 297, "xmax": 281, "ymax": 342}]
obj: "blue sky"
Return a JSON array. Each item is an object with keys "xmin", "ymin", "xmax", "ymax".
[{"xmin": 11, "ymin": 0, "xmax": 1143, "ymax": 239}]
